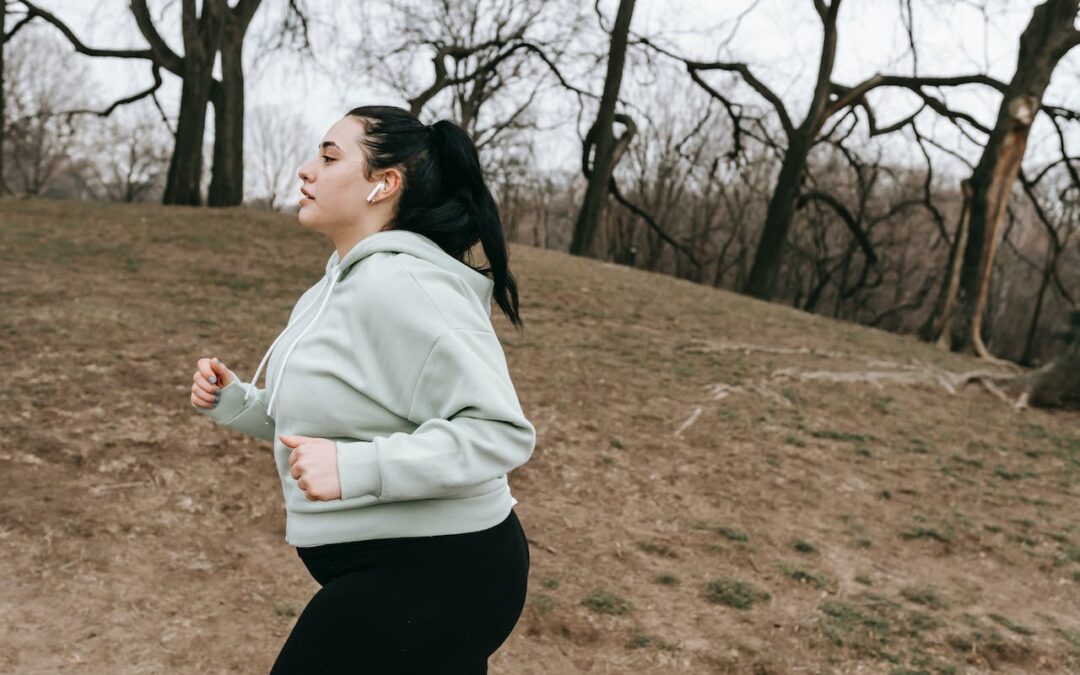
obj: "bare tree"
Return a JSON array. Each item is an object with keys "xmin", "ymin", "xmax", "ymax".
[
  {"xmin": 2, "ymin": 26, "xmax": 92, "ymax": 196},
  {"xmin": 1, "ymin": 0, "xmax": 10, "ymax": 196},
  {"xmin": 67, "ymin": 102, "xmax": 172, "ymax": 203},
  {"xmin": 207, "ymin": 0, "xmax": 266, "ymax": 207},
  {"xmin": 920, "ymin": 0, "xmax": 1080, "ymax": 359},
  {"xmin": 245, "ymin": 103, "xmax": 313, "ymax": 210},
  {"xmin": 637, "ymin": 0, "xmax": 1018, "ymax": 302},
  {"xmin": 8, "ymin": 0, "xmax": 311, "ymax": 207},
  {"xmin": 569, "ymin": 0, "xmax": 636, "ymax": 258}
]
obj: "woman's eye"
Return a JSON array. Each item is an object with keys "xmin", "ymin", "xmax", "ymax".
[{"xmin": 321, "ymin": 156, "xmax": 333, "ymax": 163}]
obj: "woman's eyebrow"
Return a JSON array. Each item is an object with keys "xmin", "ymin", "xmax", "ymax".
[{"xmin": 320, "ymin": 141, "xmax": 341, "ymax": 151}]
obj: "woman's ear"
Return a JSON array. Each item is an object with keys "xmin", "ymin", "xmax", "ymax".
[{"xmin": 379, "ymin": 168, "xmax": 403, "ymax": 200}]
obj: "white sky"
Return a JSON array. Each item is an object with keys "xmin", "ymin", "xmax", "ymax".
[{"xmin": 11, "ymin": 0, "xmax": 1080, "ymax": 180}]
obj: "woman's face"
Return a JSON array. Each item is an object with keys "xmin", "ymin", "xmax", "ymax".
[{"xmin": 296, "ymin": 116, "xmax": 381, "ymax": 234}]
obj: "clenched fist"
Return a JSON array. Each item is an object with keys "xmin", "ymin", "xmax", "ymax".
[
  {"xmin": 191, "ymin": 357, "xmax": 235, "ymax": 409},
  {"xmin": 281, "ymin": 434, "xmax": 342, "ymax": 501}
]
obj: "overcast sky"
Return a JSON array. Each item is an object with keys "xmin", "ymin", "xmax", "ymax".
[{"xmin": 12, "ymin": 0, "xmax": 1080, "ymax": 182}]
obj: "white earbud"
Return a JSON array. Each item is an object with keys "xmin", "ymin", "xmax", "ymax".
[{"xmin": 366, "ymin": 181, "xmax": 386, "ymax": 204}]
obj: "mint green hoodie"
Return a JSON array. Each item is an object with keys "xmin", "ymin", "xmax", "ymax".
[{"xmin": 194, "ymin": 229, "xmax": 535, "ymax": 547}]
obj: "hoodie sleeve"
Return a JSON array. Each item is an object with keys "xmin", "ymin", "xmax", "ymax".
[
  {"xmin": 334, "ymin": 328, "xmax": 535, "ymax": 502},
  {"xmin": 192, "ymin": 376, "xmax": 276, "ymax": 443}
]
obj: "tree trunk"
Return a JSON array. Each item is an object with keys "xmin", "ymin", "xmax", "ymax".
[
  {"xmin": 164, "ymin": 73, "xmax": 214, "ymax": 205},
  {"xmin": 927, "ymin": 0, "xmax": 1080, "ymax": 356},
  {"xmin": 918, "ymin": 181, "xmax": 973, "ymax": 345},
  {"xmin": 208, "ymin": 2, "xmax": 259, "ymax": 207},
  {"xmin": 161, "ymin": 0, "xmax": 225, "ymax": 206},
  {"xmin": 0, "ymin": 0, "xmax": 8, "ymax": 197},
  {"xmin": 207, "ymin": 42, "xmax": 244, "ymax": 206},
  {"xmin": 744, "ymin": 133, "xmax": 811, "ymax": 299},
  {"xmin": 568, "ymin": 0, "xmax": 636, "ymax": 258}
]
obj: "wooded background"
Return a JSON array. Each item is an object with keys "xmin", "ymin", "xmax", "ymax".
[{"xmin": 2, "ymin": 0, "xmax": 1078, "ymax": 377}]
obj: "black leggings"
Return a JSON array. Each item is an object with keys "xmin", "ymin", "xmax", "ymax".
[{"xmin": 269, "ymin": 508, "xmax": 530, "ymax": 675}]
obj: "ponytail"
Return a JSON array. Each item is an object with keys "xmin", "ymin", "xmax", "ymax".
[{"xmin": 346, "ymin": 106, "xmax": 523, "ymax": 331}]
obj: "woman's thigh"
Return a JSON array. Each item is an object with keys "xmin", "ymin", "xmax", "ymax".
[{"xmin": 269, "ymin": 509, "xmax": 529, "ymax": 675}]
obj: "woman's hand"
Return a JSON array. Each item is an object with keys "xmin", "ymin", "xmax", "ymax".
[
  {"xmin": 280, "ymin": 434, "xmax": 342, "ymax": 501},
  {"xmin": 191, "ymin": 357, "xmax": 235, "ymax": 409}
]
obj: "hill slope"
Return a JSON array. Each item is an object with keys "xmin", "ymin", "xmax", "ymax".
[{"xmin": 1, "ymin": 198, "xmax": 1078, "ymax": 674}]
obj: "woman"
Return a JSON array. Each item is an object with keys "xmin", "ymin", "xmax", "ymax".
[{"xmin": 189, "ymin": 105, "xmax": 535, "ymax": 674}]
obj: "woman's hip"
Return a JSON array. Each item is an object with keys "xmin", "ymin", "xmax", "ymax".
[{"xmin": 296, "ymin": 507, "xmax": 529, "ymax": 589}]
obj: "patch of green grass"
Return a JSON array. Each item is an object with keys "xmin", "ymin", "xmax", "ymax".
[
  {"xmin": 817, "ymin": 593, "xmax": 946, "ymax": 665},
  {"xmin": 900, "ymin": 527, "xmax": 953, "ymax": 544},
  {"xmin": 540, "ymin": 576, "xmax": 559, "ymax": 589},
  {"xmin": 582, "ymin": 589, "xmax": 631, "ymax": 615},
  {"xmin": 653, "ymin": 573, "xmax": 679, "ymax": 586},
  {"xmin": 637, "ymin": 541, "xmax": 679, "ymax": 558},
  {"xmin": 1020, "ymin": 422, "xmax": 1048, "ymax": 440},
  {"xmin": 778, "ymin": 563, "xmax": 830, "ymax": 589},
  {"xmin": 810, "ymin": 429, "xmax": 869, "ymax": 443},
  {"xmin": 855, "ymin": 538, "xmax": 873, "ymax": 549},
  {"xmin": 818, "ymin": 597, "xmax": 898, "ymax": 662},
  {"xmin": 703, "ymin": 576, "xmax": 770, "ymax": 609},
  {"xmin": 855, "ymin": 575, "xmax": 873, "ymax": 586},
  {"xmin": 626, "ymin": 629, "xmax": 653, "ymax": 649},
  {"xmin": 988, "ymin": 613, "xmax": 1034, "ymax": 636},
  {"xmin": 870, "ymin": 395, "xmax": 894, "ymax": 415},
  {"xmin": 716, "ymin": 526, "xmax": 748, "ymax": 542},
  {"xmin": 1007, "ymin": 529, "xmax": 1038, "ymax": 547},
  {"xmin": 900, "ymin": 516, "xmax": 954, "ymax": 544},
  {"xmin": 900, "ymin": 586, "xmax": 949, "ymax": 611},
  {"xmin": 794, "ymin": 540, "xmax": 817, "ymax": 554},
  {"xmin": 904, "ymin": 437, "xmax": 931, "ymax": 454},
  {"xmin": 625, "ymin": 627, "xmax": 678, "ymax": 651},
  {"xmin": 993, "ymin": 465, "xmax": 1033, "ymax": 481},
  {"xmin": 273, "ymin": 602, "xmax": 299, "ymax": 618},
  {"xmin": 530, "ymin": 593, "xmax": 555, "ymax": 613},
  {"xmin": 950, "ymin": 454, "xmax": 983, "ymax": 468}
]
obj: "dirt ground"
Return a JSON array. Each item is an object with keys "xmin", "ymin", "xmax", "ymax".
[{"xmin": 1, "ymin": 198, "xmax": 1078, "ymax": 674}]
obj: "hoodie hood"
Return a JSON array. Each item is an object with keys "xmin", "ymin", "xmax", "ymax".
[
  {"xmin": 247, "ymin": 229, "xmax": 495, "ymax": 417},
  {"xmin": 327, "ymin": 229, "xmax": 495, "ymax": 310}
]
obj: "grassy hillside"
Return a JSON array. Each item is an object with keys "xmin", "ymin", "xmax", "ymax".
[{"xmin": 1, "ymin": 197, "xmax": 1077, "ymax": 674}]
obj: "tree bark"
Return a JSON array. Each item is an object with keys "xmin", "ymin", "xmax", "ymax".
[
  {"xmin": 568, "ymin": 0, "xmax": 636, "ymax": 258},
  {"xmin": 208, "ymin": 0, "xmax": 261, "ymax": 207},
  {"xmin": 159, "ymin": 0, "xmax": 225, "ymax": 206},
  {"xmin": 745, "ymin": 133, "xmax": 811, "ymax": 298},
  {"xmin": 1, "ymin": 0, "xmax": 9, "ymax": 197}
]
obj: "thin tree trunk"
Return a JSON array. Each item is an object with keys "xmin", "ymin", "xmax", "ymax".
[
  {"xmin": 208, "ymin": 1, "xmax": 261, "ymax": 207},
  {"xmin": 161, "ymin": 0, "xmax": 224, "ymax": 206},
  {"xmin": 0, "ymin": 0, "xmax": 9, "ymax": 197},
  {"xmin": 568, "ymin": 0, "xmax": 636, "ymax": 258},
  {"xmin": 745, "ymin": 133, "xmax": 811, "ymax": 298}
]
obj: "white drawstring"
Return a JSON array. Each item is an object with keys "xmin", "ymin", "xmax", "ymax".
[
  {"xmin": 245, "ymin": 263, "xmax": 340, "ymax": 416},
  {"xmin": 264, "ymin": 263, "xmax": 341, "ymax": 417}
]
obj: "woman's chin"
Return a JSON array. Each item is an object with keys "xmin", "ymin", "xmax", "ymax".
[{"xmin": 297, "ymin": 204, "xmax": 317, "ymax": 227}]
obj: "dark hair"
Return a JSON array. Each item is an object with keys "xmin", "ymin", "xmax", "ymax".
[{"xmin": 344, "ymin": 104, "xmax": 523, "ymax": 331}]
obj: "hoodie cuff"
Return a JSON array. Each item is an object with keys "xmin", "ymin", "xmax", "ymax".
[{"xmin": 336, "ymin": 440, "xmax": 382, "ymax": 500}]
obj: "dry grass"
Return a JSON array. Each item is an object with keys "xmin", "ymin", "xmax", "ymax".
[{"xmin": 1, "ymin": 197, "xmax": 1078, "ymax": 674}]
